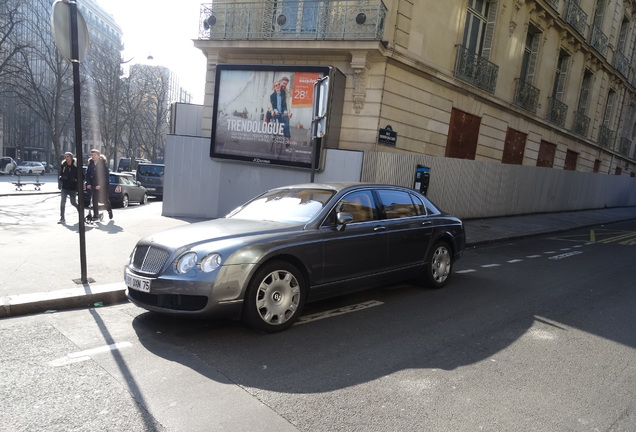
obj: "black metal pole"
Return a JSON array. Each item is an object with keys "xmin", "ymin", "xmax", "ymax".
[{"xmin": 69, "ymin": 1, "xmax": 88, "ymax": 283}]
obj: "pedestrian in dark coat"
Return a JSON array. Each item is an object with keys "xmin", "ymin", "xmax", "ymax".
[
  {"xmin": 85, "ymin": 149, "xmax": 113, "ymax": 221},
  {"xmin": 58, "ymin": 152, "xmax": 79, "ymax": 224}
]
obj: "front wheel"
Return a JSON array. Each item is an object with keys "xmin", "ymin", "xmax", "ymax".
[
  {"xmin": 242, "ymin": 261, "xmax": 307, "ymax": 333},
  {"xmin": 423, "ymin": 241, "xmax": 453, "ymax": 289},
  {"xmin": 140, "ymin": 193, "xmax": 148, "ymax": 205}
]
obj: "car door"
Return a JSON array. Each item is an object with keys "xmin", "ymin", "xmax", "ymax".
[
  {"xmin": 375, "ymin": 189, "xmax": 433, "ymax": 270},
  {"xmin": 317, "ymin": 190, "xmax": 389, "ymax": 285}
]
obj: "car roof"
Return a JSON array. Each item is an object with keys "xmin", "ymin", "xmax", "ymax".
[{"xmin": 269, "ymin": 182, "xmax": 406, "ymax": 193}]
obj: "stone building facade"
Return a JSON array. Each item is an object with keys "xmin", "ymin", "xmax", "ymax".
[{"xmin": 193, "ymin": 0, "xmax": 636, "ymax": 176}]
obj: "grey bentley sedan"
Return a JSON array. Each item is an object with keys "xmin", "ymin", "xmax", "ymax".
[{"xmin": 125, "ymin": 183, "xmax": 465, "ymax": 332}]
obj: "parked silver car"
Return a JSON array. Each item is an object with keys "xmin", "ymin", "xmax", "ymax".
[
  {"xmin": 125, "ymin": 183, "xmax": 466, "ymax": 332},
  {"xmin": 15, "ymin": 161, "xmax": 45, "ymax": 175}
]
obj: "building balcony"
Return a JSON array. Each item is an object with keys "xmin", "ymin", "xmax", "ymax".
[
  {"xmin": 598, "ymin": 125, "xmax": 615, "ymax": 149},
  {"xmin": 513, "ymin": 79, "xmax": 540, "ymax": 114},
  {"xmin": 546, "ymin": 97, "xmax": 568, "ymax": 128},
  {"xmin": 198, "ymin": 0, "xmax": 387, "ymax": 41},
  {"xmin": 453, "ymin": 45, "xmax": 499, "ymax": 94},
  {"xmin": 589, "ymin": 25, "xmax": 608, "ymax": 56},
  {"xmin": 571, "ymin": 111, "xmax": 590, "ymax": 137},
  {"xmin": 564, "ymin": 0, "xmax": 587, "ymax": 36},
  {"xmin": 613, "ymin": 51, "xmax": 629, "ymax": 78}
]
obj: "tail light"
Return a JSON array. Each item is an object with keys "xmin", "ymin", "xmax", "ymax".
[{"xmin": 115, "ymin": 185, "xmax": 121, "ymax": 193}]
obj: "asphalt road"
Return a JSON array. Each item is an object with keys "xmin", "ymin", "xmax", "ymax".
[{"xmin": 2, "ymin": 221, "xmax": 635, "ymax": 431}]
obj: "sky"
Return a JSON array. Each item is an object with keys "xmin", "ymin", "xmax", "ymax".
[{"xmin": 96, "ymin": 0, "xmax": 207, "ymax": 104}]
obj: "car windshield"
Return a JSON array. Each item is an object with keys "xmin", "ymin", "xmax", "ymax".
[{"xmin": 227, "ymin": 188, "xmax": 335, "ymax": 223}]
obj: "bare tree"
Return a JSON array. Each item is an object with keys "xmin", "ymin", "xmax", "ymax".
[
  {"xmin": 83, "ymin": 41, "xmax": 125, "ymax": 165},
  {"xmin": 0, "ymin": 0, "xmax": 29, "ymax": 87},
  {"xmin": 126, "ymin": 64, "xmax": 171, "ymax": 162},
  {"xmin": 6, "ymin": 0, "xmax": 74, "ymax": 163}
]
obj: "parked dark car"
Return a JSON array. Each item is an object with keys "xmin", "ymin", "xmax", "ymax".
[
  {"xmin": 136, "ymin": 163, "xmax": 164, "ymax": 198},
  {"xmin": 108, "ymin": 173, "xmax": 148, "ymax": 208},
  {"xmin": 125, "ymin": 183, "xmax": 465, "ymax": 332}
]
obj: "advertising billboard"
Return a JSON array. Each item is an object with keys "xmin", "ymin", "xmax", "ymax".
[{"xmin": 210, "ymin": 64, "xmax": 333, "ymax": 170}]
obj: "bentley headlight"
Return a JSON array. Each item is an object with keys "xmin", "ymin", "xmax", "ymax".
[
  {"xmin": 176, "ymin": 252, "xmax": 197, "ymax": 274},
  {"xmin": 200, "ymin": 253, "xmax": 222, "ymax": 273}
]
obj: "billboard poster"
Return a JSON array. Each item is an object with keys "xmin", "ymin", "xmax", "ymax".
[{"xmin": 210, "ymin": 65, "xmax": 331, "ymax": 169}]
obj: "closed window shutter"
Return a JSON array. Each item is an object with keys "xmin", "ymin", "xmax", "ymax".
[
  {"xmin": 555, "ymin": 54, "xmax": 569, "ymax": 101},
  {"xmin": 525, "ymin": 33, "xmax": 540, "ymax": 83},
  {"xmin": 481, "ymin": 0, "xmax": 498, "ymax": 59}
]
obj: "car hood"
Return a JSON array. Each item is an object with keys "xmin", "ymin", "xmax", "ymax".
[{"xmin": 142, "ymin": 218, "xmax": 300, "ymax": 250}]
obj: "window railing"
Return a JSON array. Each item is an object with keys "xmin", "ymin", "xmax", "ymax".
[
  {"xmin": 589, "ymin": 25, "xmax": 608, "ymax": 56},
  {"xmin": 453, "ymin": 45, "xmax": 499, "ymax": 94},
  {"xmin": 598, "ymin": 124, "xmax": 615, "ymax": 149},
  {"xmin": 571, "ymin": 111, "xmax": 590, "ymax": 137},
  {"xmin": 198, "ymin": 0, "xmax": 387, "ymax": 41},
  {"xmin": 514, "ymin": 79, "xmax": 540, "ymax": 114},
  {"xmin": 619, "ymin": 137, "xmax": 631, "ymax": 157},
  {"xmin": 546, "ymin": 98, "xmax": 568, "ymax": 127},
  {"xmin": 613, "ymin": 51, "xmax": 629, "ymax": 78},
  {"xmin": 546, "ymin": 0, "xmax": 560, "ymax": 10},
  {"xmin": 565, "ymin": 0, "xmax": 587, "ymax": 36}
]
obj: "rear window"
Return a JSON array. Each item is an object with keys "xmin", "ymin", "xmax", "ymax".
[{"xmin": 137, "ymin": 165, "xmax": 164, "ymax": 177}]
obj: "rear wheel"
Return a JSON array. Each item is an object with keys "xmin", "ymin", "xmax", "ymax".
[
  {"xmin": 242, "ymin": 261, "xmax": 307, "ymax": 333},
  {"xmin": 423, "ymin": 241, "xmax": 453, "ymax": 289},
  {"xmin": 122, "ymin": 194, "xmax": 129, "ymax": 208}
]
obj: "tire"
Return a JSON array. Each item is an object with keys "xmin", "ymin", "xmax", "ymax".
[
  {"xmin": 423, "ymin": 241, "xmax": 453, "ymax": 289},
  {"xmin": 141, "ymin": 193, "xmax": 148, "ymax": 205},
  {"xmin": 122, "ymin": 194, "xmax": 129, "ymax": 208},
  {"xmin": 242, "ymin": 261, "xmax": 307, "ymax": 333}
]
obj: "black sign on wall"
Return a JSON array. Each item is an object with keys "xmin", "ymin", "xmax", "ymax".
[{"xmin": 378, "ymin": 125, "xmax": 397, "ymax": 146}]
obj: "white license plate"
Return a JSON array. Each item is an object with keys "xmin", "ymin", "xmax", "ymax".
[{"xmin": 125, "ymin": 272, "xmax": 151, "ymax": 292}]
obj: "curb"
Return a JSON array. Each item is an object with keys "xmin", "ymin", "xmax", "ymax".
[{"xmin": 0, "ymin": 284, "xmax": 127, "ymax": 318}]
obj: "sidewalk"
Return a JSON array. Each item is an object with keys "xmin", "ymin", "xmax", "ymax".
[{"xmin": 2, "ymin": 176, "xmax": 636, "ymax": 318}]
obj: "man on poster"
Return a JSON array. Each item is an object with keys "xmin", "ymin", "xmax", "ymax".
[{"xmin": 270, "ymin": 80, "xmax": 292, "ymax": 147}]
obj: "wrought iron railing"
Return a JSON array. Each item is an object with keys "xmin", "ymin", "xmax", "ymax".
[
  {"xmin": 453, "ymin": 45, "xmax": 499, "ymax": 94},
  {"xmin": 565, "ymin": 0, "xmax": 587, "ymax": 36},
  {"xmin": 514, "ymin": 79, "xmax": 540, "ymax": 114},
  {"xmin": 589, "ymin": 25, "xmax": 608, "ymax": 56},
  {"xmin": 546, "ymin": 0, "xmax": 560, "ymax": 10},
  {"xmin": 598, "ymin": 124, "xmax": 615, "ymax": 149},
  {"xmin": 571, "ymin": 111, "xmax": 590, "ymax": 137},
  {"xmin": 613, "ymin": 50, "xmax": 629, "ymax": 78},
  {"xmin": 619, "ymin": 137, "xmax": 631, "ymax": 157},
  {"xmin": 546, "ymin": 98, "xmax": 568, "ymax": 127},
  {"xmin": 198, "ymin": 0, "xmax": 387, "ymax": 41}
]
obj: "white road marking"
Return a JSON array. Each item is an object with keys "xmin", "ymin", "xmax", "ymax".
[
  {"xmin": 526, "ymin": 255, "xmax": 542, "ymax": 258},
  {"xmin": 507, "ymin": 259, "xmax": 523, "ymax": 263},
  {"xmin": 481, "ymin": 264, "xmax": 501, "ymax": 268},
  {"xmin": 456, "ymin": 269, "xmax": 476, "ymax": 274},
  {"xmin": 49, "ymin": 342, "xmax": 132, "ymax": 367},
  {"xmin": 297, "ymin": 300, "xmax": 384, "ymax": 325},
  {"xmin": 548, "ymin": 251, "xmax": 583, "ymax": 260}
]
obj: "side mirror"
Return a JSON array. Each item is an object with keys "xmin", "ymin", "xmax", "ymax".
[{"xmin": 336, "ymin": 212, "xmax": 353, "ymax": 231}]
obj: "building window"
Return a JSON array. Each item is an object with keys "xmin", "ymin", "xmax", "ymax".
[
  {"xmin": 463, "ymin": 0, "xmax": 497, "ymax": 57},
  {"xmin": 502, "ymin": 128, "xmax": 527, "ymax": 165},
  {"xmin": 446, "ymin": 109, "xmax": 481, "ymax": 160},
  {"xmin": 520, "ymin": 24, "xmax": 541, "ymax": 84},
  {"xmin": 564, "ymin": 150, "xmax": 578, "ymax": 171},
  {"xmin": 593, "ymin": 159, "xmax": 601, "ymax": 173},
  {"xmin": 547, "ymin": 49, "xmax": 570, "ymax": 126},
  {"xmin": 537, "ymin": 140, "xmax": 557, "ymax": 168},
  {"xmin": 577, "ymin": 70, "xmax": 592, "ymax": 114}
]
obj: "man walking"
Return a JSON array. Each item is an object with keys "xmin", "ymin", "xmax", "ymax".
[
  {"xmin": 85, "ymin": 149, "xmax": 113, "ymax": 221},
  {"xmin": 58, "ymin": 152, "xmax": 79, "ymax": 224}
]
